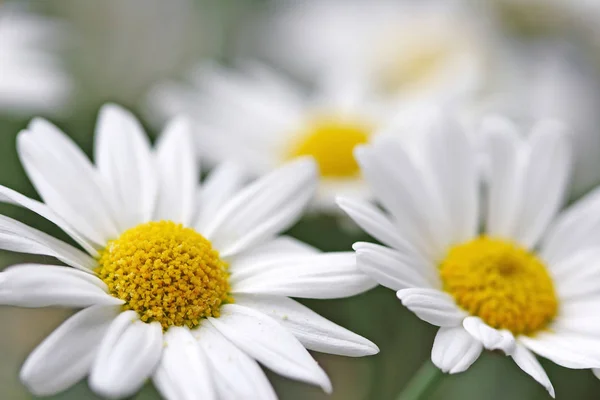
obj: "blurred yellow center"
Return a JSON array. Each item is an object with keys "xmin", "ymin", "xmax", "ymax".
[
  {"xmin": 288, "ymin": 119, "xmax": 370, "ymax": 178},
  {"xmin": 440, "ymin": 236, "xmax": 558, "ymax": 336},
  {"xmin": 96, "ymin": 221, "xmax": 232, "ymax": 330}
]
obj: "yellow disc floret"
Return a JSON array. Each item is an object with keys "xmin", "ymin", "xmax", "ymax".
[
  {"xmin": 288, "ymin": 118, "xmax": 370, "ymax": 178},
  {"xmin": 96, "ymin": 221, "xmax": 232, "ymax": 330},
  {"xmin": 440, "ymin": 236, "xmax": 558, "ymax": 336}
]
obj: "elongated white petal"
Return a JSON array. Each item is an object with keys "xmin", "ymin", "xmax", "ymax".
[
  {"xmin": 0, "ymin": 264, "xmax": 122, "ymax": 308},
  {"xmin": 204, "ymin": 158, "xmax": 317, "ymax": 258},
  {"xmin": 208, "ymin": 304, "xmax": 332, "ymax": 392},
  {"xmin": 89, "ymin": 312, "xmax": 163, "ymax": 399},
  {"xmin": 226, "ymin": 235, "xmax": 318, "ymax": 272},
  {"xmin": 520, "ymin": 333, "xmax": 600, "ymax": 369},
  {"xmin": 195, "ymin": 161, "xmax": 246, "ymax": 233},
  {"xmin": 20, "ymin": 305, "xmax": 119, "ymax": 396},
  {"xmin": 541, "ymin": 186, "xmax": 600, "ymax": 265},
  {"xmin": 336, "ymin": 196, "xmax": 414, "ymax": 253},
  {"xmin": 0, "ymin": 215, "xmax": 96, "ymax": 271},
  {"xmin": 426, "ymin": 115, "xmax": 478, "ymax": 245},
  {"xmin": 511, "ymin": 344, "xmax": 555, "ymax": 398},
  {"xmin": 235, "ymin": 293, "xmax": 379, "ymax": 356},
  {"xmin": 195, "ymin": 322, "xmax": 277, "ymax": 400},
  {"xmin": 231, "ymin": 252, "xmax": 376, "ymax": 299},
  {"xmin": 552, "ymin": 296, "xmax": 600, "ymax": 335},
  {"xmin": 483, "ymin": 121, "xmax": 524, "ymax": 238},
  {"xmin": 431, "ymin": 326, "xmax": 482, "ymax": 374},
  {"xmin": 94, "ymin": 104, "xmax": 158, "ymax": 231},
  {"xmin": 354, "ymin": 142, "xmax": 444, "ymax": 261},
  {"xmin": 354, "ymin": 242, "xmax": 439, "ymax": 291},
  {"xmin": 0, "ymin": 185, "xmax": 98, "ymax": 256},
  {"xmin": 551, "ymin": 248, "xmax": 600, "ymax": 301},
  {"xmin": 153, "ymin": 327, "xmax": 216, "ymax": 400},
  {"xmin": 154, "ymin": 117, "xmax": 198, "ymax": 225},
  {"xmin": 462, "ymin": 317, "xmax": 515, "ymax": 355},
  {"xmin": 396, "ymin": 288, "xmax": 466, "ymax": 327},
  {"xmin": 514, "ymin": 123, "xmax": 571, "ymax": 249},
  {"xmin": 18, "ymin": 119, "xmax": 119, "ymax": 245}
]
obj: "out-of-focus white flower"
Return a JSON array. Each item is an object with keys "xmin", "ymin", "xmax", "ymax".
[
  {"xmin": 0, "ymin": 104, "xmax": 377, "ymax": 399},
  {"xmin": 147, "ymin": 62, "xmax": 390, "ymax": 213},
  {"xmin": 341, "ymin": 112, "xmax": 600, "ymax": 398},
  {"xmin": 472, "ymin": 44, "xmax": 600, "ymax": 198},
  {"xmin": 243, "ymin": 0, "xmax": 499, "ymax": 105},
  {"xmin": 0, "ymin": 5, "xmax": 72, "ymax": 115},
  {"xmin": 55, "ymin": 0, "xmax": 215, "ymax": 106}
]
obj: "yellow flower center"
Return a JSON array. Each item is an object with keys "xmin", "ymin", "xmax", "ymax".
[
  {"xmin": 96, "ymin": 221, "xmax": 232, "ymax": 330},
  {"xmin": 440, "ymin": 236, "xmax": 558, "ymax": 336},
  {"xmin": 288, "ymin": 118, "xmax": 370, "ymax": 178}
]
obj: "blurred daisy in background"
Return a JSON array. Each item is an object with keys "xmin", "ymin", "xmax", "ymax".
[
  {"xmin": 49, "ymin": 0, "xmax": 216, "ymax": 108},
  {"xmin": 470, "ymin": 43, "xmax": 600, "ymax": 199},
  {"xmin": 242, "ymin": 0, "xmax": 499, "ymax": 106},
  {"xmin": 0, "ymin": 4, "xmax": 72, "ymax": 116},
  {"xmin": 340, "ymin": 112, "xmax": 600, "ymax": 397},
  {"xmin": 147, "ymin": 63, "xmax": 388, "ymax": 213},
  {"xmin": 0, "ymin": 104, "xmax": 377, "ymax": 399}
]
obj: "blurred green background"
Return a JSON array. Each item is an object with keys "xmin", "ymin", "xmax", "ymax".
[{"xmin": 2, "ymin": 0, "xmax": 600, "ymax": 399}]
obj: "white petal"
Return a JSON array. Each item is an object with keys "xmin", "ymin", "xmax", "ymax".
[
  {"xmin": 541, "ymin": 186, "xmax": 600, "ymax": 265},
  {"xmin": 195, "ymin": 321, "xmax": 277, "ymax": 400},
  {"xmin": 0, "ymin": 264, "xmax": 122, "ymax": 308},
  {"xmin": 511, "ymin": 343, "xmax": 555, "ymax": 398},
  {"xmin": 231, "ymin": 252, "xmax": 376, "ymax": 299},
  {"xmin": 208, "ymin": 304, "xmax": 332, "ymax": 392},
  {"xmin": 514, "ymin": 123, "xmax": 572, "ymax": 249},
  {"xmin": 0, "ymin": 215, "xmax": 96, "ymax": 271},
  {"xmin": 336, "ymin": 196, "xmax": 414, "ymax": 253},
  {"xmin": 520, "ymin": 332, "xmax": 600, "ymax": 369},
  {"xmin": 226, "ymin": 235, "xmax": 319, "ymax": 272},
  {"xmin": 153, "ymin": 327, "xmax": 216, "ymax": 400},
  {"xmin": 234, "ymin": 293, "xmax": 379, "ymax": 356},
  {"xmin": 551, "ymin": 296, "xmax": 600, "ymax": 335},
  {"xmin": 551, "ymin": 248, "xmax": 600, "ymax": 301},
  {"xmin": 431, "ymin": 326, "xmax": 482, "ymax": 374},
  {"xmin": 204, "ymin": 158, "xmax": 317, "ymax": 258},
  {"xmin": 194, "ymin": 161, "xmax": 247, "ymax": 233},
  {"xmin": 0, "ymin": 185, "xmax": 98, "ymax": 256},
  {"xmin": 483, "ymin": 121, "xmax": 524, "ymax": 238},
  {"xmin": 426, "ymin": 115, "xmax": 478, "ymax": 245},
  {"xmin": 17, "ymin": 119, "xmax": 119, "ymax": 245},
  {"xmin": 94, "ymin": 104, "xmax": 158, "ymax": 230},
  {"xmin": 396, "ymin": 288, "xmax": 467, "ymax": 327},
  {"xmin": 353, "ymin": 242, "xmax": 439, "ymax": 291},
  {"xmin": 354, "ymin": 142, "xmax": 445, "ymax": 261},
  {"xmin": 462, "ymin": 317, "xmax": 516, "ymax": 355},
  {"xmin": 89, "ymin": 312, "xmax": 163, "ymax": 399},
  {"xmin": 20, "ymin": 305, "xmax": 119, "ymax": 396},
  {"xmin": 154, "ymin": 117, "xmax": 198, "ymax": 225}
]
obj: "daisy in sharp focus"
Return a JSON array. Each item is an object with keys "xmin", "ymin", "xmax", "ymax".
[
  {"xmin": 147, "ymin": 62, "xmax": 387, "ymax": 213},
  {"xmin": 0, "ymin": 104, "xmax": 378, "ymax": 399},
  {"xmin": 339, "ymin": 112, "xmax": 600, "ymax": 397},
  {"xmin": 0, "ymin": 4, "xmax": 72, "ymax": 115}
]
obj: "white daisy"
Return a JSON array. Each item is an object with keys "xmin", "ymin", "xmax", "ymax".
[
  {"xmin": 243, "ymin": 0, "xmax": 498, "ymax": 105},
  {"xmin": 0, "ymin": 4, "xmax": 72, "ymax": 115},
  {"xmin": 0, "ymin": 104, "xmax": 378, "ymax": 399},
  {"xmin": 147, "ymin": 62, "xmax": 387, "ymax": 213},
  {"xmin": 339, "ymin": 112, "xmax": 600, "ymax": 397}
]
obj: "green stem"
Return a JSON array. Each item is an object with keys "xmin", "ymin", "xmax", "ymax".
[{"xmin": 396, "ymin": 360, "xmax": 444, "ymax": 400}]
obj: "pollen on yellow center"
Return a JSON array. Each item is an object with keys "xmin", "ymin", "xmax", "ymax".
[
  {"xmin": 288, "ymin": 118, "xmax": 370, "ymax": 178},
  {"xmin": 439, "ymin": 236, "xmax": 558, "ymax": 336},
  {"xmin": 96, "ymin": 221, "xmax": 232, "ymax": 330}
]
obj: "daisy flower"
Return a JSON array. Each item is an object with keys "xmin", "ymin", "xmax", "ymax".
[
  {"xmin": 147, "ymin": 62, "xmax": 386, "ymax": 213},
  {"xmin": 339, "ymin": 112, "xmax": 600, "ymax": 397},
  {"xmin": 0, "ymin": 4, "xmax": 72, "ymax": 115},
  {"xmin": 0, "ymin": 104, "xmax": 378, "ymax": 399},
  {"xmin": 243, "ymin": 0, "xmax": 498, "ymax": 105}
]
